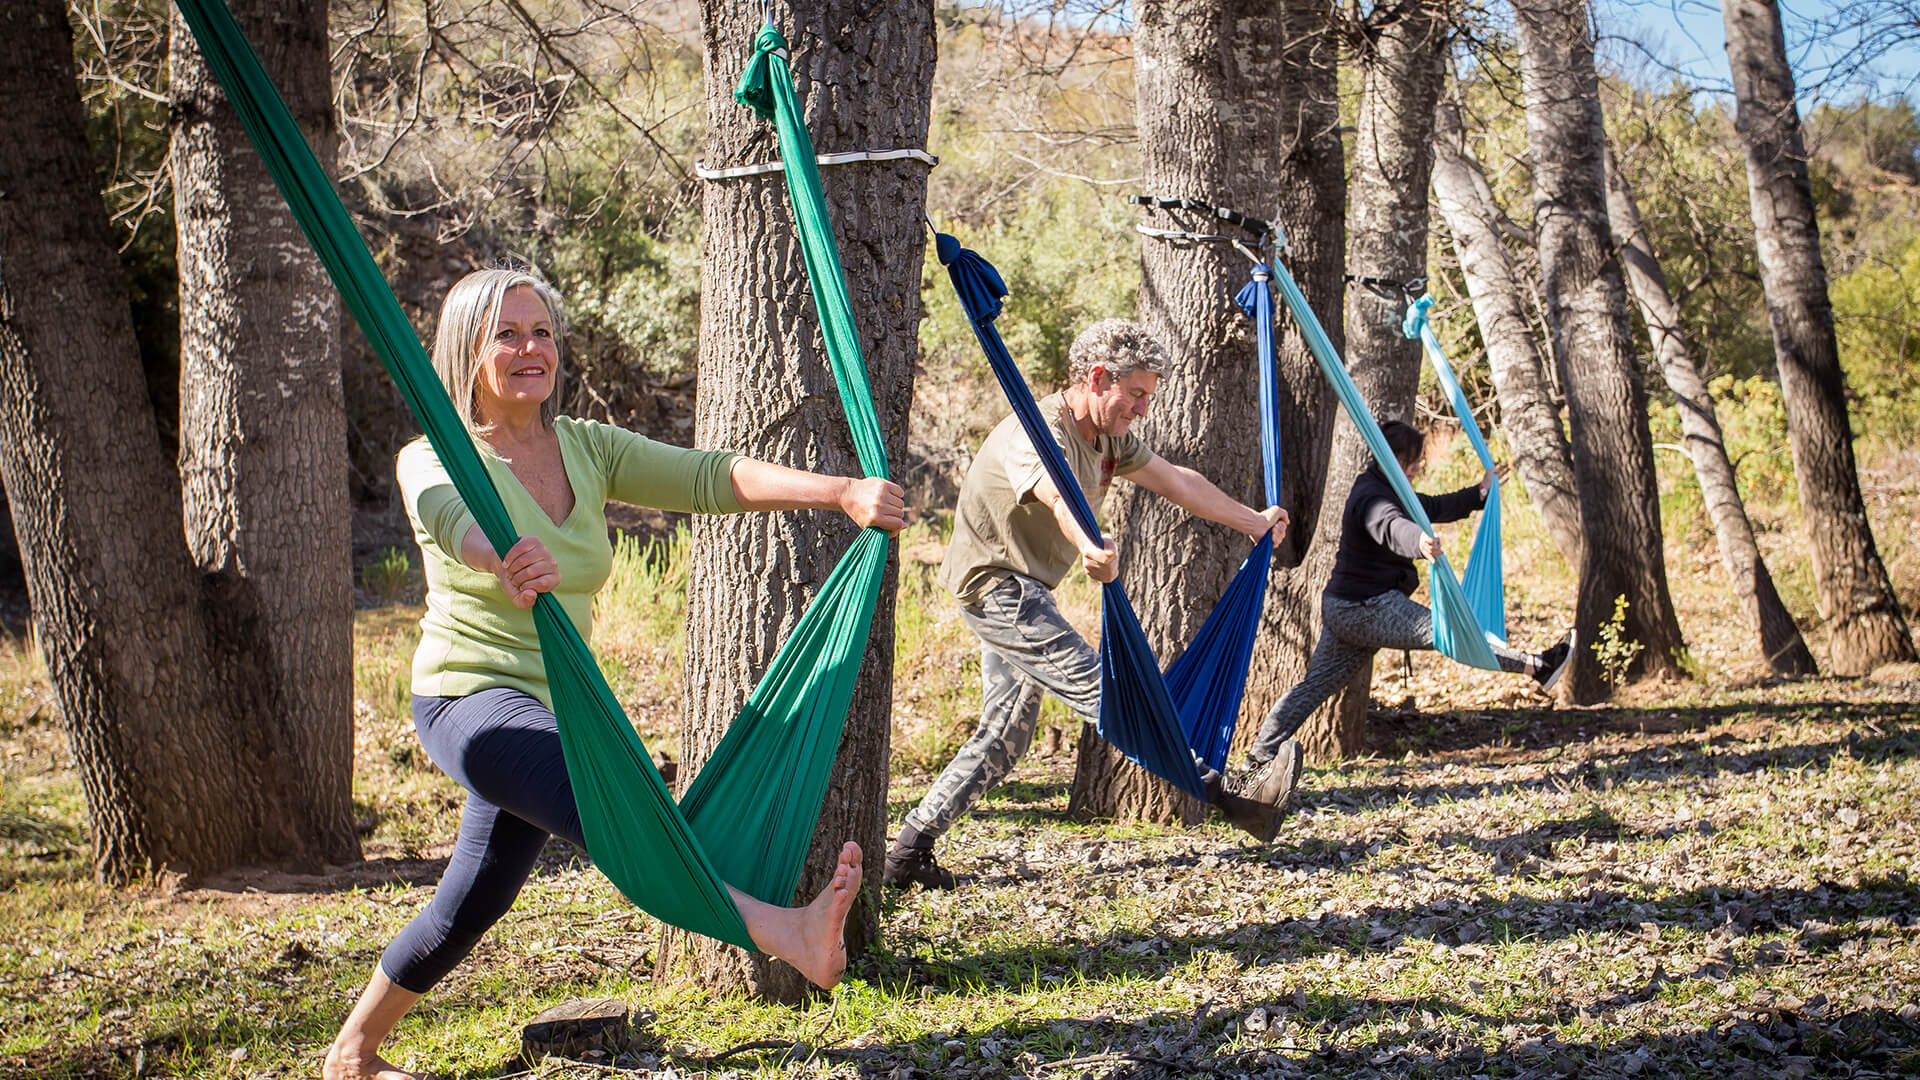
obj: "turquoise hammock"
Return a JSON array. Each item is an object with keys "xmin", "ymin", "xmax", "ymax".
[
  {"xmin": 1131, "ymin": 197, "xmax": 1501, "ymax": 670},
  {"xmin": 1403, "ymin": 295, "xmax": 1507, "ymax": 644},
  {"xmin": 1273, "ymin": 244, "xmax": 1501, "ymax": 671},
  {"xmin": 173, "ymin": 0, "xmax": 889, "ymax": 948},
  {"xmin": 936, "ymin": 225, "xmax": 1285, "ymax": 792}
]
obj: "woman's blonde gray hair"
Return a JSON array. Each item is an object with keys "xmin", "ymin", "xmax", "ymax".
[
  {"xmin": 431, "ymin": 267, "xmax": 567, "ymax": 436},
  {"xmin": 1067, "ymin": 318, "xmax": 1169, "ymax": 385}
]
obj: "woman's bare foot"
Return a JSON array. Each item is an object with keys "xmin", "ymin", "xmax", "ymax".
[
  {"xmin": 728, "ymin": 842, "xmax": 863, "ymax": 988},
  {"xmin": 324, "ymin": 969, "xmax": 424, "ymax": 1080},
  {"xmin": 322, "ymin": 1043, "xmax": 418, "ymax": 1080},
  {"xmin": 788, "ymin": 841, "xmax": 862, "ymax": 989}
]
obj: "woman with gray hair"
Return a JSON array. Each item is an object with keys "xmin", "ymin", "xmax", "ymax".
[{"xmin": 324, "ymin": 268, "xmax": 906, "ymax": 1080}]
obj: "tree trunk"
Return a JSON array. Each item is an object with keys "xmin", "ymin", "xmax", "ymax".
[
  {"xmin": 1079, "ymin": 0, "xmax": 1342, "ymax": 814},
  {"xmin": 0, "ymin": 0, "xmax": 344, "ymax": 882},
  {"xmin": 170, "ymin": 0, "xmax": 359, "ymax": 867},
  {"xmin": 1722, "ymin": 0, "xmax": 1917, "ymax": 673},
  {"xmin": 1075, "ymin": 0, "xmax": 1294, "ymax": 823},
  {"xmin": 1237, "ymin": 0, "xmax": 1347, "ymax": 764},
  {"xmin": 661, "ymin": 0, "xmax": 931, "ymax": 1000},
  {"xmin": 1302, "ymin": 2, "xmax": 1446, "ymax": 757},
  {"xmin": 1513, "ymin": 0, "xmax": 1688, "ymax": 703},
  {"xmin": 1431, "ymin": 96, "xmax": 1585, "ymax": 572},
  {"xmin": 1602, "ymin": 145, "xmax": 1818, "ymax": 677}
]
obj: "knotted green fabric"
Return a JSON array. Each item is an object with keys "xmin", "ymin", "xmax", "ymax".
[
  {"xmin": 679, "ymin": 25, "xmax": 893, "ymax": 885},
  {"xmin": 732, "ymin": 24, "xmax": 889, "ymax": 481},
  {"xmin": 172, "ymin": 0, "xmax": 890, "ymax": 948}
]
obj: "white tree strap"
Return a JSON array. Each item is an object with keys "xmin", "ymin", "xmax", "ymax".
[{"xmin": 696, "ymin": 148, "xmax": 938, "ymax": 180}]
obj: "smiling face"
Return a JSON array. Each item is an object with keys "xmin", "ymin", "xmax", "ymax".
[
  {"xmin": 472, "ymin": 285, "xmax": 560, "ymax": 425},
  {"xmin": 1084, "ymin": 366, "xmax": 1159, "ymax": 437}
]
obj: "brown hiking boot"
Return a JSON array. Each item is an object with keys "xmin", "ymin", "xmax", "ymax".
[
  {"xmin": 1220, "ymin": 739, "xmax": 1301, "ymax": 845},
  {"xmin": 1217, "ymin": 791, "xmax": 1283, "ymax": 845},
  {"xmin": 882, "ymin": 844, "xmax": 957, "ymax": 890},
  {"xmin": 1246, "ymin": 740, "xmax": 1302, "ymax": 814}
]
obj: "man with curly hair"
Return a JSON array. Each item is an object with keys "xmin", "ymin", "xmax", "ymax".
[{"xmin": 884, "ymin": 319, "xmax": 1300, "ymax": 890}]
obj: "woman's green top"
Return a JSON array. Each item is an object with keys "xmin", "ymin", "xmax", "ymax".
[{"xmin": 398, "ymin": 415, "xmax": 741, "ymax": 707}]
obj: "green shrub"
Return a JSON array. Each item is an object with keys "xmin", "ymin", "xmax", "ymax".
[
  {"xmin": 1591, "ymin": 595, "xmax": 1643, "ymax": 690},
  {"xmin": 363, "ymin": 546, "xmax": 417, "ymax": 607},
  {"xmin": 1646, "ymin": 375, "xmax": 1798, "ymax": 546},
  {"xmin": 1833, "ymin": 229, "xmax": 1920, "ymax": 450}
]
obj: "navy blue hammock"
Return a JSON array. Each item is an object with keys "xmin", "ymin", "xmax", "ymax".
[{"xmin": 935, "ymin": 231, "xmax": 1284, "ymax": 795}]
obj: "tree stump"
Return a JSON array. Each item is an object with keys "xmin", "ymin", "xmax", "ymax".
[{"xmin": 520, "ymin": 998, "xmax": 629, "ymax": 1064}]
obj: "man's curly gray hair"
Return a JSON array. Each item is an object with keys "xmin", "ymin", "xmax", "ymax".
[{"xmin": 1067, "ymin": 318, "xmax": 1169, "ymax": 385}]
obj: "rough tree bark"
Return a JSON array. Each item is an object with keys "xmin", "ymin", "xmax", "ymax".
[
  {"xmin": 1075, "ymin": 0, "xmax": 1295, "ymax": 823},
  {"xmin": 170, "ymin": 0, "xmax": 359, "ymax": 867},
  {"xmin": 661, "ymin": 0, "xmax": 932, "ymax": 1000},
  {"xmin": 1231, "ymin": 0, "xmax": 1347, "ymax": 764},
  {"xmin": 0, "ymin": 0, "xmax": 355, "ymax": 881},
  {"xmin": 1722, "ymin": 0, "xmax": 1916, "ymax": 673},
  {"xmin": 1513, "ymin": 0, "xmax": 1688, "ymax": 702},
  {"xmin": 1431, "ymin": 96, "xmax": 1585, "ymax": 572},
  {"xmin": 1602, "ymin": 145, "xmax": 1818, "ymax": 676},
  {"xmin": 1078, "ymin": 0, "xmax": 1343, "ymax": 818},
  {"xmin": 1296, "ymin": 0, "xmax": 1447, "ymax": 760}
]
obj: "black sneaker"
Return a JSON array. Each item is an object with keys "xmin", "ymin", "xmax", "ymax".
[
  {"xmin": 1534, "ymin": 628, "xmax": 1576, "ymax": 692},
  {"xmin": 882, "ymin": 845, "xmax": 956, "ymax": 890}
]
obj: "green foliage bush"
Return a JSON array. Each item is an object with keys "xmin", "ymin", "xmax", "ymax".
[
  {"xmin": 1810, "ymin": 99, "xmax": 1920, "ymax": 184},
  {"xmin": 923, "ymin": 191, "xmax": 1139, "ymax": 387},
  {"xmin": 1591, "ymin": 594, "xmax": 1643, "ymax": 689},
  {"xmin": 1833, "ymin": 230, "xmax": 1920, "ymax": 449},
  {"xmin": 539, "ymin": 209, "xmax": 705, "ymax": 395},
  {"xmin": 363, "ymin": 546, "xmax": 417, "ymax": 607},
  {"xmin": 1646, "ymin": 375, "xmax": 1798, "ymax": 547},
  {"xmin": 597, "ymin": 526, "xmax": 692, "ymax": 653}
]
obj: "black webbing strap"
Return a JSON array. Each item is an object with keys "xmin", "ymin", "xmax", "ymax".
[
  {"xmin": 1127, "ymin": 193, "xmax": 1273, "ymax": 243},
  {"xmin": 1345, "ymin": 272, "xmax": 1427, "ymax": 300}
]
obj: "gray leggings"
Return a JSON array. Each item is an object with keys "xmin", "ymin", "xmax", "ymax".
[{"xmin": 1244, "ymin": 590, "xmax": 1537, "ymax": 764}]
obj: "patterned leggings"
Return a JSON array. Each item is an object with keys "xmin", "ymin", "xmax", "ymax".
[{"xmin": 1243, "ymin": 590, "xmax": 1538, "ymax": 764}]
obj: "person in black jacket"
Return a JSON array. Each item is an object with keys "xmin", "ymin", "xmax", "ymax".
[{"xmin": 1237, "ymin": 420, "xmax": 1572, "ymax": 785}]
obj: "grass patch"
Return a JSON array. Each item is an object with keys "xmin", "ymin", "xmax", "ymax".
[{"xmin": 0, "ymin": 433, "xmax": 1917, "ymax": 1079}]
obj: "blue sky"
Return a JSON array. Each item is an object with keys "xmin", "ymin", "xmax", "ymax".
[{"xmin": 1598, "ymin": 0, "xmax": 1920, "ymax": 105}]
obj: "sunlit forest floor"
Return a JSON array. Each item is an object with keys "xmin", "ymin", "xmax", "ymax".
[{"xmin": 1, "ymin": 436, "xmax": 1918, "ymax": 1079}]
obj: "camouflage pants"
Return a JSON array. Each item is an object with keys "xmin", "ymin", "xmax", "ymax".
[
  {"xmin": 903, "ymin": 574, "xmax": 1228, "ymax": 844},
  {"xmin": 1243, "ymin": 589, "xmax": 1537, "ymax": 765},
  {"xmin": 902, "ymin": 574, "xmax": 1101, "ymax": 843}
]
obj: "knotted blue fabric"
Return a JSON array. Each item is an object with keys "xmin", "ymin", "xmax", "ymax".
[
  {"xmin": 938, "ymin": 234, "xmax": 1281, "ymax": 791},
  {"xmin": 1268, "ymin": 258, "xmax": 1502, "ymax": 670},
  {"xmin": 1404, "ymin": 295, "xmax": 1506, "ymax": 643}
]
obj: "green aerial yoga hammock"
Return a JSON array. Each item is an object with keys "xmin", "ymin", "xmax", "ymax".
[{"xmin": 172, "ymin": 0, "xmax": 889, "ymax": 948}]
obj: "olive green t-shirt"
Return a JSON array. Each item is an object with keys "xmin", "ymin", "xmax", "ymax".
[
  {"xmin": 939, "ymin": 392, "xmax": 1154, "ymax": 606},
  {"xmin": 399, "ymin": 416, "xmax": 742, "ymax": 708}
]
